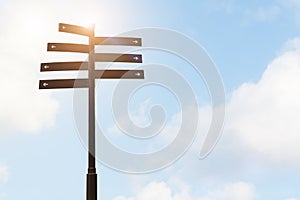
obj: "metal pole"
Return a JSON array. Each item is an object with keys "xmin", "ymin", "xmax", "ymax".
[{"xmin": 87, "ymin": 24, "xmax": 97, "ymax": 200}]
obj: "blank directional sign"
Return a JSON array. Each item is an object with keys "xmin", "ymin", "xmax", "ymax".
[
  {"xmin": 40, "ymin": 70, "xmax": 144, "ymax": 89},
  {"xmin": 59, "ymin": 23, "xmax": 92, "ymax": 36},
  {"xmin": 95, "ymin": 37, "xmax": 142, "ymax": 46},
  {"xmin": 47, "ymin": 43, "xmax": 89, "ymax": 53},
  {"xmin": 41, "ymin": 54, "xmax": 142, "ymax": 72},
  {"xmin": 41, "ymin": 62, "xmax": 88, "ymax": 71},
  {"xmin": 95, "ymin": 53, "xmax": 142, "ymax": 63},
  {"xmin": 58, "ymin": 23, "xmax": 142, "ymax": 46},
  {"xmin": 39, "ymin": 79, "xmax": 89, "ymax": 89},
  {"xmin": 41, "ymin": 55, "xmax": 142, "ymax": 73},
  {"xmin": 47, "ymin": 44, "xmax": 143, "ymax": 63},
  {"xmin": 94, "ymin": 70, "xmax": 144, "ymax": 79}
]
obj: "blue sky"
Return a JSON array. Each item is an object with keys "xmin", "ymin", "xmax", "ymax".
[{"xmin": 1, "ymin": 0, "xmax": 300, "ymax": 199}]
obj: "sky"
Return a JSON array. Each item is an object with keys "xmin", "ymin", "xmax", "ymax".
[{"xmin": 1, "ymin": 0, "xmax": 300, "ymax": 199}]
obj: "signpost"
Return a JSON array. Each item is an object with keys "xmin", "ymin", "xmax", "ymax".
[{"xmin": 39, "ymin": 23, "xmax": 144, "ymax": 200}]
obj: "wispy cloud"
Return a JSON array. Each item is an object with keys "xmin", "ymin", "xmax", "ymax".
[
  {"xmin": 0, "ymin": 1, "xmax": 61, "ymax": 134},
  {"xmin": 245, "ymin": 6, "xmax": 281, "ymax": 21},
  {"xmin": 205, "ymin": 0, "xmax": 237, "ymax": 14},
  {"xmin": 284, "ymin": 0, "xmax": 300, "ymax": 7},
  {"xmin": 197, "ymin": 182, "xmax": 256, "ymax": 200},
  {"xmin": 280, "ymin": 38, "xmax": 300, "ymax": 53},
  {"xmin": 113, "ymin": 180, "xmax": 256, "ymax": 200},
  {"xmin": 0, "ymin": 165, "xmax": 8, "ymax": 200},
  {"xmin": 0, "ymin": 50, "xmax": 59, "ymax": 134},
  {"xmin": 0, "ymin": 165, "xmax": 8, "ymax": 185}
]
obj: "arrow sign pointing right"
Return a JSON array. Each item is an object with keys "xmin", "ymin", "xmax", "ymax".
[
  {"xmin": 94, "ymin": 70, "xmax": 144, "ymax": 79},
  {"xmin": 94, "ymin": 53, "xmax": 142, "ymax": 63},
  {"xmin": 95, "ymin": 37, "xmax": 142, "ymax": 46}
]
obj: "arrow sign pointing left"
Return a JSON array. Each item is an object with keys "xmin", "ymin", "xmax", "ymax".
[
  {"xmin": 40, "ymin": 62, "xmax": 88, "ymax": 71},
  {"xmin": 47, "ymin": 43, "xmax": 89, "ymax": 53},
  {"xmin": 39, "ymin": 79, "xmax": 89, "ymax": 89},
  {"xmin": 59, "ymin": 23, "xmax": 92, "ymax": 36},
  {"xmin": 39, "ymin": 70, "xmax": 144, "ymax": 89}
]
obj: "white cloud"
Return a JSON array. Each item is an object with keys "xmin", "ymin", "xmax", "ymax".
[
  {"xmin": 197, "ymin": 182, "xmax": 255, "ymax": 200},
  {"xmin": 113, "ymin": 181, "xmax": 183, "ymax": 200},
  {"xmin": 113, "ymin": 181, "xmax": 256, "ymax": 200},
  {"xmin": 281, "ymin": 38, "xmax": 300, "ymax": 53},
  {"xmin": 226, "ymin": 37, "xmax": 300, "ymax": 165},
  {"xmin": 0, "ymin": 1, "xmax": 62, "ymax": 134},
  {"xmin": 0, "ymin": 48, "xmax": 59, "ymax": 134}
]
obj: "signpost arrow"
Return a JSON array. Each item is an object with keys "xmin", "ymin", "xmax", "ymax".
[
  {"xmin": 47, "ymin": 44, "xmax": 143, "ymax": 63},
  {"xmin": 94, "ymin": 53, "xmax": 142, "ymax": 63},
  {"xmin": 41, "ymin": 55, "xmax": 142, "ymax": 72},
  {"xmin": 47, "ymin": 43, "xmax": 89, "ymax": 53},
  {"xmin": 39, "ymin": 79, "xmax": 89, "ymax": 89},
  {"xmin": 41, "ymin": 62, "xmax": 88, "ymax": 71},
  {"xmin": 95, "ymin": 37, "xmax": 142, "ymax": 46},
  {"xmin": 40, "ymin": 70, "xmax": 144, "ymax": 89},
  {"xmin": 59, "ymin": 23, "xmax": 92, "ymax": 36},
  {"xmin": 94, "ymin": 69, "xmax": 144, "ymax": 79}
]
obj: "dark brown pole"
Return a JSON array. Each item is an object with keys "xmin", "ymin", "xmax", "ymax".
[{"xmin": 87, "ymin": 24, "xmax": 97, "ymax": 200}]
